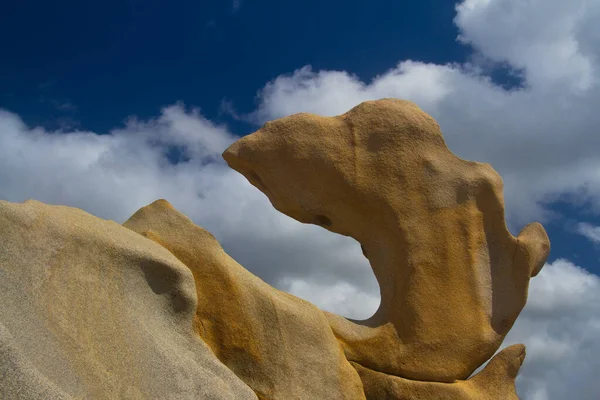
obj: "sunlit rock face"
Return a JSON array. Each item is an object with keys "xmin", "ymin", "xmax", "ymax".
[
  {"xmin": 122, "ymin": 199, "xmax": 365, "ymax": 400},
  {"xmin": 0, "ymin": 99, "xmax": 548, "ymax": 399},
  {"xmin": 223, "ymin": 98, "xmax": 549, "ymax": 396}
]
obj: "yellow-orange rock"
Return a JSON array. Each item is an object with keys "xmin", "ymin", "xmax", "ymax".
[
  {"xmin": 222, "ymin": 98, "xmax": 550, "ymax": 383},
  {"xmin": 1, "ymin": 98, "xmax": 549, "ymax": 400},
  {"xmin": 352, "ymin": 344, "xmax": 526, "ymax": 400},
  {"xmin": 0, "ymin": 198, "xmax": 365, "ymax": 400},
  {"xmin": 123, "ymin": 199, "xmax": 366, "ymax": 400}
]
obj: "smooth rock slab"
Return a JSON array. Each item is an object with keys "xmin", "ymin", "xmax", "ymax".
[{"xmin": 0, "ymin": 199, "xmax": 256, "ymax": 399}]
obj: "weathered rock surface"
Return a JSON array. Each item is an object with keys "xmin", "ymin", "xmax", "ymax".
[
  {"xmin": 0, "ymin": 199, "xmax": 256, "ymax": 400},
  {"xmin": 352, "ymin": 344, "xmax": 526, "ymax": 400},
  {"xmin": 1, "ymin": 98, "xmax": 549, "ymax": 399},
  {"xmin": 0, "ymin": 198, "xmax": 364, "ymax": 400},
  {"xmin": 223, "ymin": 98, "xmax": 550, "ymax": 383},
  {"xmin": 123, "ymin": 199, "xmax": 365, "ymax": 400}
]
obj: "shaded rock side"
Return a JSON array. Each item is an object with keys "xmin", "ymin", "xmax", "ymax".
[
  {"xmin": 222, "ymin": 98, "xmax": 550, "ymax": 383},
  {"xmin": 123, "ymin": 199, "xmax": 366, "ymax": 400},
  {"xmin": 0, "ymin": 199, "xmax": 256, "ymax": 400},
  {"xmin": 352, "ymin": 344, "xmax": 525, "ymax": 400}
]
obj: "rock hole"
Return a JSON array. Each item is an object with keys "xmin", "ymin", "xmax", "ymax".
[{"xmin": 315, "ymin": 214, "xmax": 333, "ymax": 226}]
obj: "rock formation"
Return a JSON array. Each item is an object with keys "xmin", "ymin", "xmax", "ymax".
[
  {"xmin": 351, "ymin": 344, "xmax": 526, "ymax": 400},
  {"xmin": 0, "ymin": 199, "xmax": 256, "ymax": 399},
  {"xmin": 0, "ymin": 98, "xmax": 549, "ymax": 399},
  {"xmin": 123, "ymin": 199, "xmax": 365, "ymax": 400},
  {"xmin": 222, "ymin": 98, "xmax": 550, "ymax": 383}
]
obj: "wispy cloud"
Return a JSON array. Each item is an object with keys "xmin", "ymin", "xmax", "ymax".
[
  {"xmin": 54, "ymin": 101, "xmax": 77, "ymax": 111},
  {"xmin": 577, "ymin": 222, "xmax": 600, "ymax": 244},
  {"xmin": 38, "ymin": 80, "xmax": 55, "ymax": 89},
  {"xmin": 232, "ymin": 0, "xmax": 243, "ymax": 13},
  {"xmin": 38, "ymin": 81, "xmax": 78, "ymax": 113},
  {"xmin": 219, "ymin": 98, "xmax": 246, "ymax": 121}
]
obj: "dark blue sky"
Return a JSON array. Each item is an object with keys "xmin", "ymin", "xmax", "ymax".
[
  {"xmin": 1, "ymin": 0, "xmax": 598, "ymax": 273},
  {"xmin": 1, "ymin": 0, "xmax": 466, "ymax": 134}
]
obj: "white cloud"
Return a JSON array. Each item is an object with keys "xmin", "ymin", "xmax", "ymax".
[
  {"xmin": 503, "ymin": 259, "xmax": 600, "ymax": 400},
  {"xmin": 249, "ymin": 59, "xmax": 600, "ymax": 227},
  {"xmin": 0, "ymin": 105, "xmax": 376, "ymax": 293},
  {"xmin": 577, "ymin": 222, "xmax": 600, "ymax": 244},
  {"xmin": 241, "ymin": 0, "xmax": 600, "ymax": 230},
  {"xmin": 280, "ymin": 278, "xmax": 379, "ymax": 319},
  {"xmin": 455, "ymin": 0, "xmax": 598, "ymax": 91},
  {"xmin": 231, "ymin": 1, "xmax": 600, "ymax": 397}
]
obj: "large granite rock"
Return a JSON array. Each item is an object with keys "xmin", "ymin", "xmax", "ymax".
[
  {"xmin": 223, "ymin": 99, "xmax": 549, "ymax": 385},
  {"xmin": 122, "ymin": 199, "xmax": 365, "ymax": 400},
  {"xmin": 0, "ymin": 199, "xmax": 256, "ymax": 399},
  {"xmin": 0, "ymin": 98, "xmax": 549, "ymax": 399}
]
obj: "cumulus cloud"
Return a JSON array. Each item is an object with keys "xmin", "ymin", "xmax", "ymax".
[
  {"xmin": 0, "ymin": 105, "xmax": 377, "ymax": 301},
  {"xmin": 455, "ymin": 0, "xmax": 598, "ymax": 91},
  {"xmin": 241, "ymin": 0, "xmax": 600, "ymax": 230},
  {"xmin": 0, "ymin": 105, "xmax": 237, "ymax": 222},
  {"xmin": 224, "ymin": 0, "xmax": 600, "ymax": 397},
  {"xmin": 504, "ymin": 259, "xmax": 600, "ymax": 400}
]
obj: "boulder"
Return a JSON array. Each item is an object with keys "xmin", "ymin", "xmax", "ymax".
[
  {"xmin": 0, "ymin": 199, "xmax": 256, "ymax": 399},
  {"xmin": 123, "ymin": 199, "xmax": 365, "ymax": 400},
  {"xmin": 0, "ymin": 98, "xmax": 549, "ymax": 399},
  {"xmin": 223, "ymin": 98, "xmax": 550, "ymax": 383}
]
